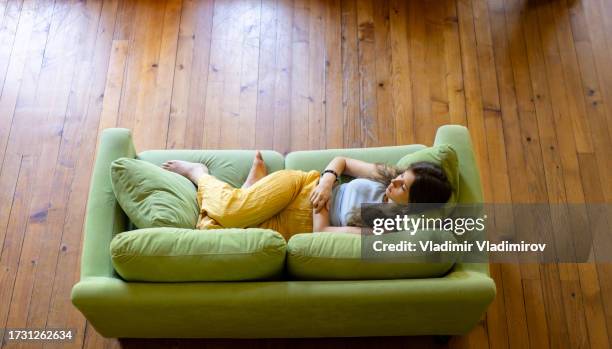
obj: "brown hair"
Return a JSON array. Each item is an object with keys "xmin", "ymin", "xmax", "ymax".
[{"xmin": 346, "ymin": 161, "xmax": 452, "ymax": 227}]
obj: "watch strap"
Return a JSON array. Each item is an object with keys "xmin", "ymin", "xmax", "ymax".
[{"xmin": 321, "ymin": 169, "xmax": 339, "ymax": 182}]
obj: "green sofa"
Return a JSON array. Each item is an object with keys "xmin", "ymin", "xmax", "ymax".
[{"xmin": 71, "ymin": 125, "xmax": 495, "ymax": 338}]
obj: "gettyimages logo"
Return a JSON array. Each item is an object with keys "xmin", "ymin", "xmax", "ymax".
[
  {"xmin": 359, "ymin": 203, "xmax": 611, "ymax": 263},
  {"xmin": 370, "ymin": 214, "xmax": 487, "ymax": 236}
]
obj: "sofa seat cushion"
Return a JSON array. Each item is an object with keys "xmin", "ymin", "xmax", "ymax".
[
  {"xmin": 110, "ymin": 158, "xmax": 199, "ymax": 229},
  {"xmin": 287, "ymin": 232, "xmax": 458, "ymax": 280},
  {"xmin": 110, "ymin": 228, "xmax": 286, "ymax": 282}
]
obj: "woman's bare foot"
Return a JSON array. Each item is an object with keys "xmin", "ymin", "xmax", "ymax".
[
  {"xmin": 242, "ymin": 151, "xmax": 267, "ymax": 188},
  {"xmin": 162, "ymin": 160, "xmax": 209, "ymax": 185}
]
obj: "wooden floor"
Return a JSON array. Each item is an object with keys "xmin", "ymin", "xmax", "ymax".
[{"xmin": 0, "ymin": 0, "xmax": 611, "ymax": 347}]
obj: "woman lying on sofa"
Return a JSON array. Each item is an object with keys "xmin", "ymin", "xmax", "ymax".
[{"xmin": 161, "ymin": 152, "xmax": 452, "ymax": 240}]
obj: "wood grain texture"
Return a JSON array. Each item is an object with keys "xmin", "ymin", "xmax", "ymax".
[{"xmin": 0, "ymin": 0, "xmax": 610, "ymax": 348}]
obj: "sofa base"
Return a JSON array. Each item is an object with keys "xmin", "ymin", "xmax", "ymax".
[{"xmin": 72, "ymin": 270, "xmax": 495, "ymax": 338}]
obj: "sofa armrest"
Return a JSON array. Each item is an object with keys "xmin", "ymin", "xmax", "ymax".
[
  {"xmin": 434, "ymin": 125, "xmax": 490, "ymax": 276},
  {"xmin": 434, "ymin": 125, "xmax": 483, "ymax": 204},
  {"xmin": 80, "ymin": 129, "xmax": 136, "ymax": 279}
]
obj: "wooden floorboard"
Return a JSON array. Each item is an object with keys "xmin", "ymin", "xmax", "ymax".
[{"xmin": 0, "ymin": 0, "xmax": 610, "ymax": 348}]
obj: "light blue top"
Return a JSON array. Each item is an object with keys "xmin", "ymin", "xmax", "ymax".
[{"xmin": 329, "ymin": 178, "xmax": 387, "ymax": 226}]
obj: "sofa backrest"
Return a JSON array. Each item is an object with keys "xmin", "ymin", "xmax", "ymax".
[
  {"xmin": 284, "ymin": 144, "xmax": 427, "ymax": 173},
  {"xmin": 137, "ymin": 145, "xmax": 428, "ymax": 188},
  {"xmin": 138, "ymin": 127, "xmax": 483, "ymax": 207}
]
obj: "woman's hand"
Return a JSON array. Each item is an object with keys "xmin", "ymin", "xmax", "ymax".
[
  {"xmin": 313, "ymin": 204, "xmax": 362, "ymax": 234},
  {"xmin": 309, "ymin": 175, "xmax": 335, "ymax": 213}
]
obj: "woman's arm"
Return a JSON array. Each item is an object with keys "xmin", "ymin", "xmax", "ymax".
[
  {"xmin": 322, "ymin": 156, "xmax": 380, "ymax": 179},
  {"xmin": 313, "ymin": 207, "xmax": 362, "ymax": 234},
  {"xmin": 310, "ymin": 156, "xmax": 381, "ymax": 213}
]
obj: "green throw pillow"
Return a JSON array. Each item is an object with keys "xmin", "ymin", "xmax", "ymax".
[
  {"xmin": 110, "ymin": 158, "xmax": 199, "ymax": 229},
  {"xmin": 110, "ymin": 228, "xmax": 286, "ymax": 282},
  {"xmin": 396, "ymin": 144, "xmax": 460, "ymax": 207}
]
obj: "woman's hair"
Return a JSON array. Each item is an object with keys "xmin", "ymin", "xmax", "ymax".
[{"xmin": 346, "ymin": 161, "xmax": 453, "ymax": 227}]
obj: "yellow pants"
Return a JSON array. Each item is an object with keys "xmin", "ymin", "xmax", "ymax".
[{"xmin": 196, "ymin": 169, "xmax": 320, "ymax": 240}]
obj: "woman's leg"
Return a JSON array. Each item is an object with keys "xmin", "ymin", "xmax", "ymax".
[
  {"xmin": 257, "ymin": 169, "xmax": 320, "ymax": 240},
  {"xmin": 163, "ymin": 154, "xmax": 319, "ymax": 236},
  {"xmin": 241, "ymin": 150, "xmax": 267, "ymax": 188},
  {"xmin": 163, "ymin": 149, "xmax": 268, "ymax": 188},
  {"xmin": 161, "ymin": 159, "xmax": 209, "ymax": 183},
  {"xmin": 164, "ymin": 151, "xmax": 269, "ymax": 228},
  {"xmin": 195, "ymin": 169, "xmax": 317, "ymax": 229}
]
